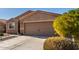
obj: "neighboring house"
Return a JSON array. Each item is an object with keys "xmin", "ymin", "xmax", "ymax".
[
  {"xmin": 0, "ymin": 19, "xmax": 6, "ymax": 33},
  {"xmin": 6, "ymin": 10, "xmax": 60, "ymax": 36}
]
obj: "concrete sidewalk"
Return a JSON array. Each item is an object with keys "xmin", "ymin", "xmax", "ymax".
[{"xmin": 0, "ymin": 36, "xmax": 46, "ymax": 50}]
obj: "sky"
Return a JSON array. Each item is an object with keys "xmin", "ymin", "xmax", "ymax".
[{"xmin": 0, "ymin": 8, "xmax": 75, "ymax": 20}]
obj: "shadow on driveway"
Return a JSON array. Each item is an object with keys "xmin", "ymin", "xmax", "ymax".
[{"xmin": 22, "ymin": 35, "xmax": 52, "ymax": 39}]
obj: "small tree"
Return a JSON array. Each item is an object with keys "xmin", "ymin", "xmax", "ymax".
[{"xmin": 53, "ymin": 9, "xmax": 79, "ymax": 42}]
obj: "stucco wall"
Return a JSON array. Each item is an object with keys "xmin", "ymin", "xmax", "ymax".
[{"xmin": 20, "ymin": 11, "xmax": 57, "ymax": 35}]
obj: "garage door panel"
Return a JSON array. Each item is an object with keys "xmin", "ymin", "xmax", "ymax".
[{"xmin": 24, "ymin": 22, "xmax": 53, "ymax": 36}]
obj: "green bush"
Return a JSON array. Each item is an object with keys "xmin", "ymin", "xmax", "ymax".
[
  {"xmin": 43, "ymin": 37, "xmax": 79, "ymax": 50},
  {"xmin": 53, "ymin": 8, "xmax": 79, "ymax": 41},
  {"xmin": 0, "ymin": 33, "xmax": 4, "ymax": 36}
]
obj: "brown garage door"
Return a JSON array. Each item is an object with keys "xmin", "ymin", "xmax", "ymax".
[{"xmin": 24, "ymin": 22, "xmax": 53, "ymax": 36}]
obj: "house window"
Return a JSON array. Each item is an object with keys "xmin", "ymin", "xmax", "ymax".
[{"xmin": 9, "ymin": 22, "xmax": 15, "ymax": 29}]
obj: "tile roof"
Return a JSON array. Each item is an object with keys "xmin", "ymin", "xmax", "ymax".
[
  {"xmin": 15, "ymin": 10, "xmax": 61, "ymax": 19},
  {"xmin": 15, "ymin": 10, "xmax": 33, "ymax": 19},
  {"xmin": 8, "ymin": 10, "xmax": 61, "ymax": 21}
]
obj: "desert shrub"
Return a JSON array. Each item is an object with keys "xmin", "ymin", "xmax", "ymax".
[
  {"xmin": 43, "ymin": 37, "xmax": 79, "ymax": 50},
  {"xmin": 0, "ymin": 33, "xmax": 4, "ymax": 36}
]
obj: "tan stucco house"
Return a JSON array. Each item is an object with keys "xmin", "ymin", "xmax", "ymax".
[{"xmin": 6, "ymin": 10, "xmax": 60, "ymax": 36}]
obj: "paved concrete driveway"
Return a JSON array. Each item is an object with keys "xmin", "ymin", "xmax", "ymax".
[
  {"xmin": 13, "ymin": 36, "xmax": 46, "ymax": 50},
  {"xmin": 0, "ymin": 36, "xmax": 46, "ymax": 50}
]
